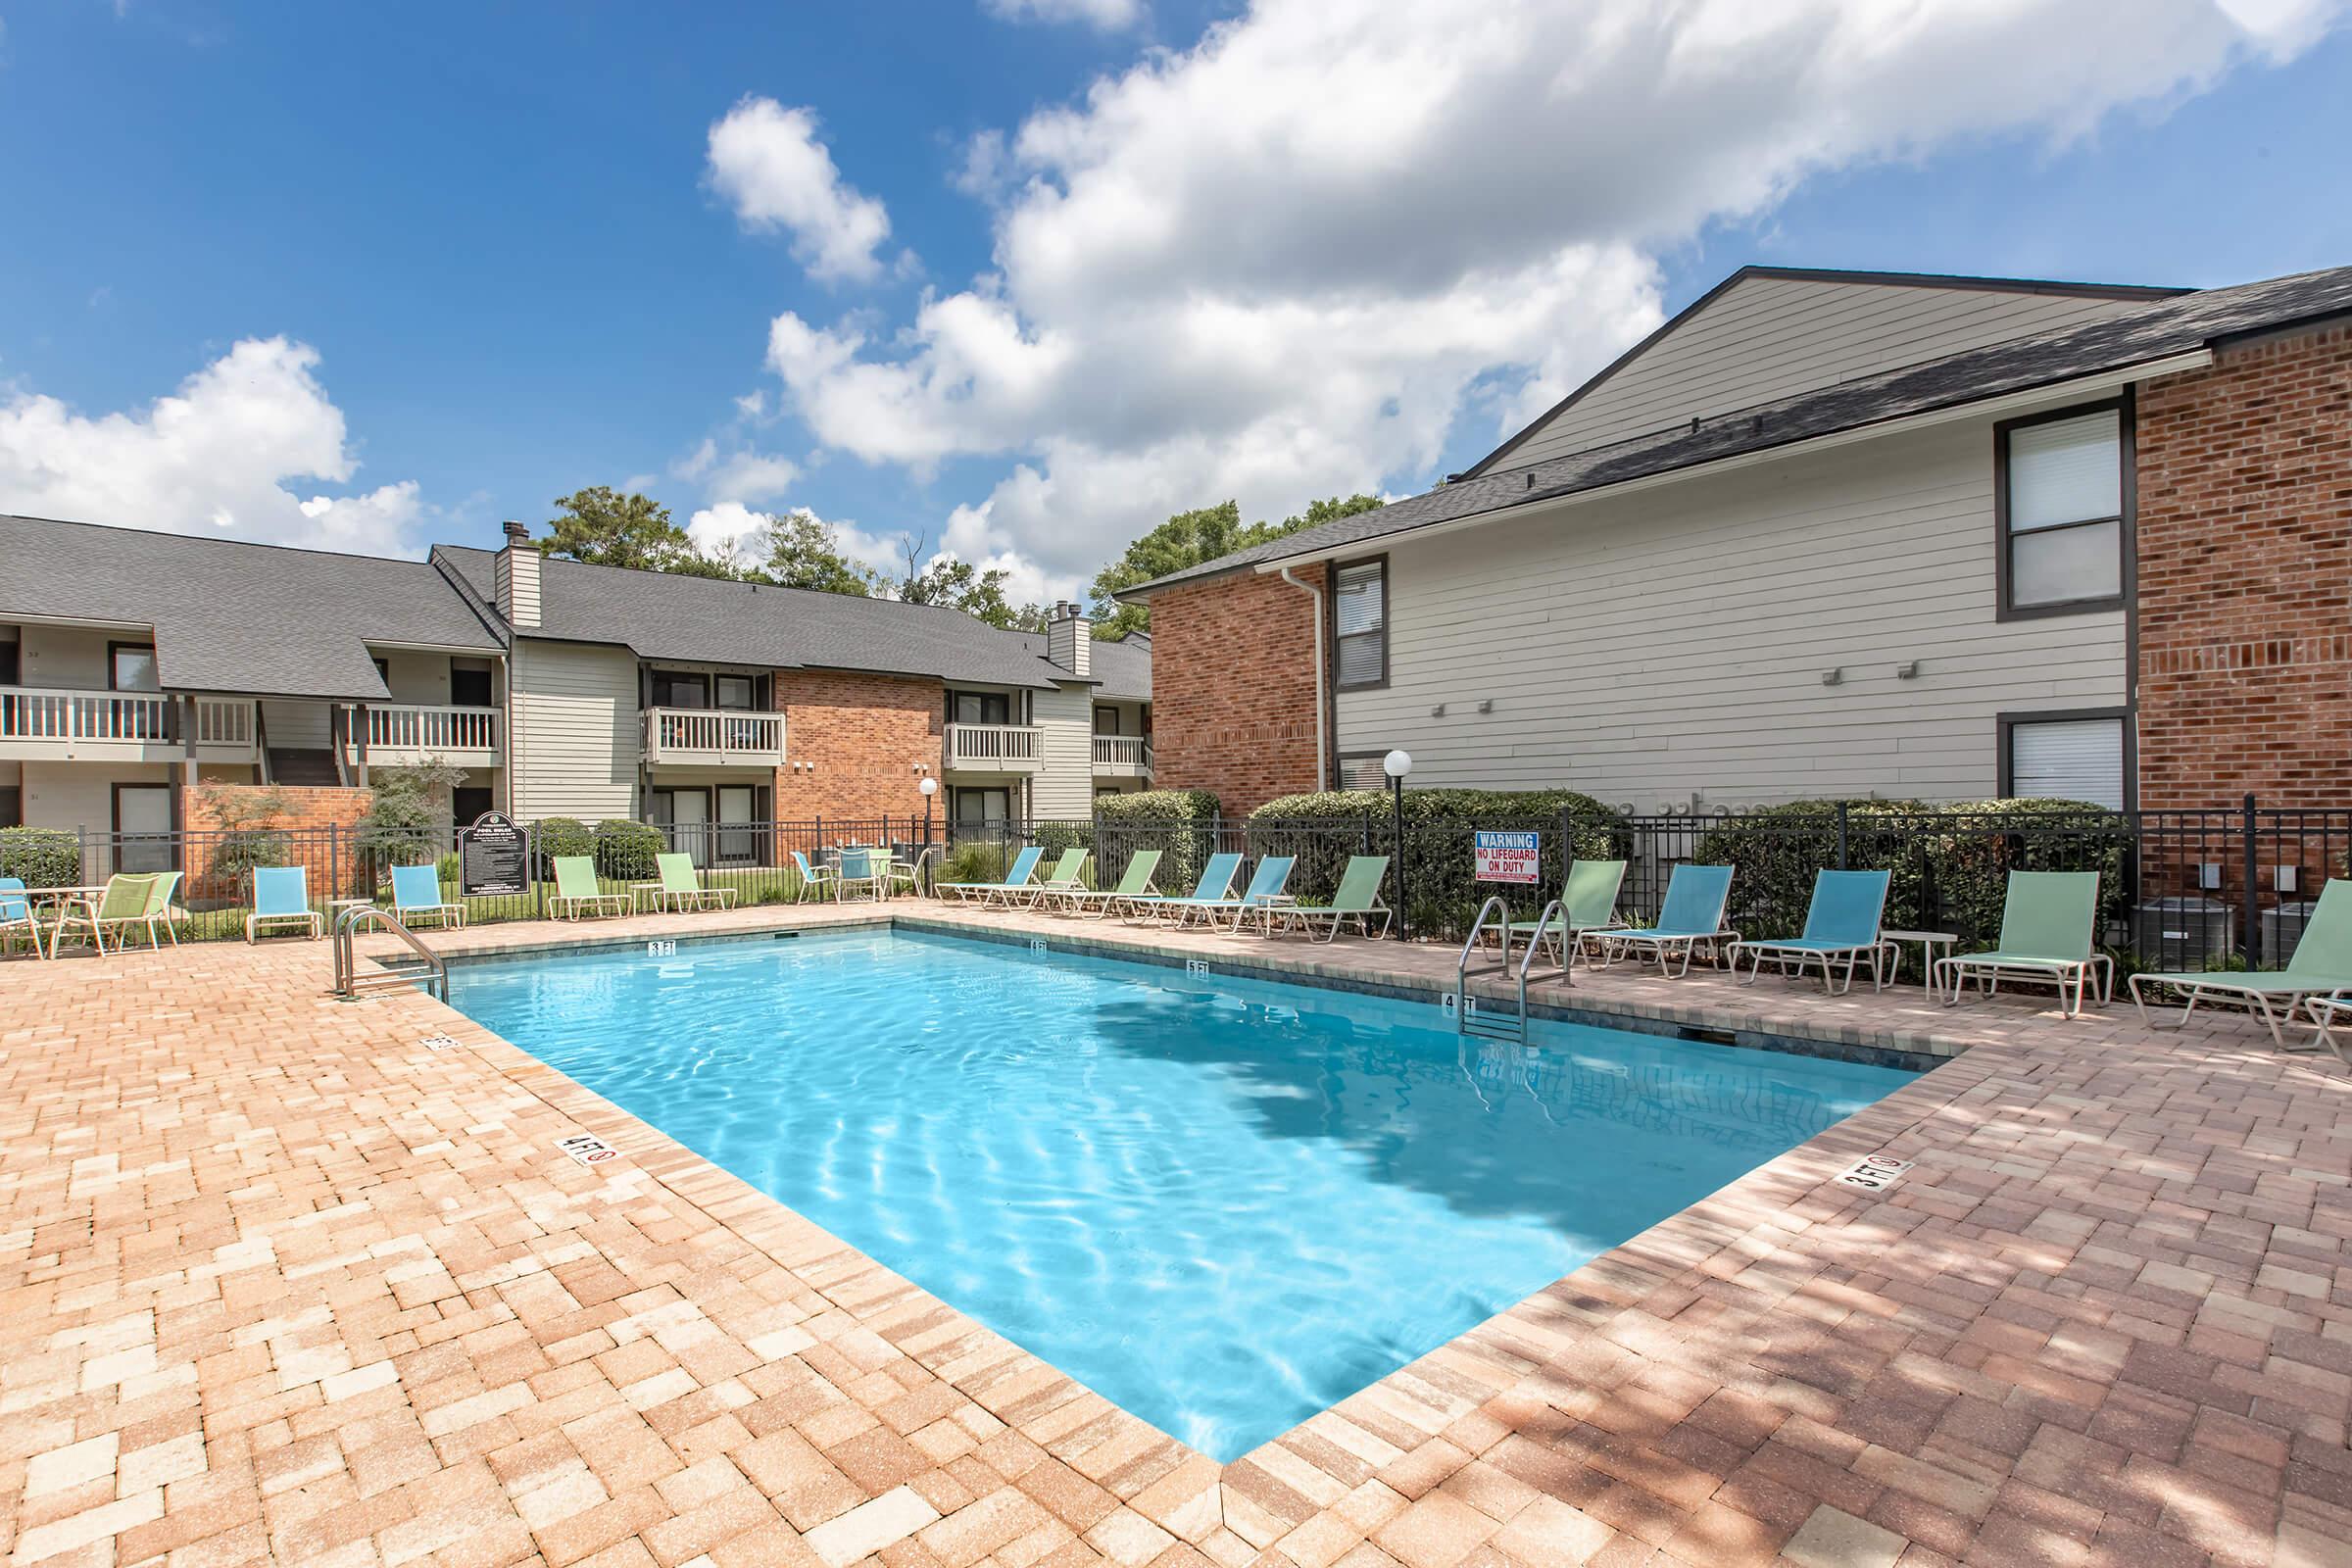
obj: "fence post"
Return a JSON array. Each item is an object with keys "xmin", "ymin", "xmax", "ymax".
[
  {"xmin": 1836, "ymin": 802, "xmax": 1850, "ymax": 871},
  {"xmin": 2243, "ymin": 792, "xmax": 2261, "ymax": 968},
  {"xmin": 531, "ymin": 825, "xmax": 545, "ymax": 920}
]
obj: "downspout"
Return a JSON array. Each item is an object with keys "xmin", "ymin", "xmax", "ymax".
[{"xmin": 1278, "ymin": 566, "xmax": 1328, "ymax": 790}]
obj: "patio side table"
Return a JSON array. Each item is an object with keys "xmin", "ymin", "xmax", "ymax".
[{"xmin": 1882, "ymin": 929, "xmax": 1957, "ymax": 993}]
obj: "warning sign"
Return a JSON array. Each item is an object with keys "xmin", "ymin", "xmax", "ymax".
[{"xmin": 1473, "ymin": 830, "xmax": 1540, "ymax": 884}]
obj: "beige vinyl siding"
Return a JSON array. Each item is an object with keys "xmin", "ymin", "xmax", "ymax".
[
  {"xmin": 1029, "ymin": 683, "xmax": 1096, "ymax": 819},
  {"xmin": 1505, "ymin": 277, "xmax": 2153, "ymax": 468},
  {"xmin": 259, "ymin": 700, "xmax": 332, "ymax": 750},
  {"xmin": 510, "ymin": 638, "xmax": 639, "ymax": 821},
  {"xmin": 16, "ymin": 624, "xmax": 137, "ymax": 690},
  {"xmin": 374, "ymin": 650, "xmax": 455, "ymax": 706},
  {"xmin": 1334, "ymin": 416, "xmax": 2126, "ymax": 809},
  {"xmin": 20, "ymin": 760, "xmax": 174, "ymax": 835}
]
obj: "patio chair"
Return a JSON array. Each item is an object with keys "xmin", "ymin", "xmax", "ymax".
[
  {"xmin": 1273, "ymin": 855, "xmax": 1393, "ymax": 942},
  {"xmin": 1122, "ymin": 853, "xmax": 1243, "ymax": 926},
  {"xmin": 1022, "ymin": 848, "xmax": 1091, "ymax": 909},
  {"xmin": 790, "ymin": 851, "xmax": 837, "ymax": 903},
  {"xmin": 657, "ymin": 853, "xmax": 737, "ymax": 911},
  {"xmin": 1045, "ymin": 850, "xmax": 1161, "ymax": 918},
  {"xmin": 1171, "ymin": 855, "xmax": 1294, "ymax": 932},
  {"xmin": 246, "ymin": 866, "xmax": 321, "ymax": 944},
  {"xmin": 1934, "ymin": 870, "xmax": 2110, "ymax": 1019},
  {"xmin": 1594, "ymin": 864, "xmax": 1739, "ymax": 978},
  {"xmin": 1, "ymin": 876, "xmax": 45, "ymax": 959},
  {"xmin": 548, "ymin": 857, "xmax": 627, "ymax": 920},
  {"xmin": 1729, "ymin": 869, "xmax": 1893, "ymax": 996},
  {"xmin": 2130, "ymin": 877, "xmax": 2352, "ymax": 1050},
  {"xmin": 835, "ymin": 847, "xmax": 886, "ymax": 903},
  {"xmin": 51, "ymin": 872, "xmax": 174, "ymax": 955},
  {"xmin": 937, "ymin": 846, "xmax": 1045, "ymax": 907},
  {"xmin": 1506, "ymin": 858, "xmax": 1627, "ymax": 970},
  {"xmin": 390, "ymin": 862, "xmax": 466, "ymax": 929}
]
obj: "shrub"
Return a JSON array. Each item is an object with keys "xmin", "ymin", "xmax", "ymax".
[
  {"xmin": 192, "ymin": 781, "xmax": 294, "ymax": 897},
  {"xmin": 533, "ymin": 816, "xmax": 596, "ymax": 870},
  {"xmin": 1093, "ymin": 788, "xmax": 1220, "ymax": 892},
  {"xmin": 939, "ymin": 842, "xmax": 1013, "ymax": 889},
  {"xmin": 593, "ymin": 819, "xmax": 665, "ymax": 881},
  {"xmin": 354, "ymin": 760, "xmax": 466, "ymax": 860},
  {"xmin": 0, "ymin": 826, "xmax": 80, "ymax": 889}
]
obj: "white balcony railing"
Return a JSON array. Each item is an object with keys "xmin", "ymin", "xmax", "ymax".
[
  {"xmin": 946, "ymin": 722, "xmax": 1043, "ymax": 770},
  {"xmin": 1093, "ymin": 735, "xmax": 1152, "ymax": 772},
  {"xmin": 643, "ymin": 707, "xmax": 785, "ymax": 765},
  {"xmin": 0, "ymin": 687, "xmax": 255, "ymax": 760},
  {"xmin": 351, "ymin": 704, "xmax": 501, "ymax": 762}
]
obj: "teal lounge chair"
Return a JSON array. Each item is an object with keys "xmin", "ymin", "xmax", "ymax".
[
  {"xmin": 246, "ymin": 865, "xmax": 321, "ymax": 943},
  {"xmin": 2132, "ymin": 877, "xmax": 2352, "ymax": 1051},
  {"xmin": 549, "ymin": 857, "xmax": 627, "ymax": 920},
  {"xmin": 937, "ymin": 846, "xmax": 1044, "ymax": 907},
  {"xmin": 391, "ymin": 862, "xmax": 466, "ymax": 929},
  {"xmin": 1730, "ymin": 869, "xmax": 1892, "ymax": 996},
  {"xmin": 1168, "ymin": 855, "xmax": 1294, "ymax": 931},
  {"xmin": 1595, "ymin": 864, "xmax": 1739, "ymax": 978},
  {"xmin": 1, "ymin": 876, "xmax": 44, "ymax": 959},
  {"xmin": 1273, "ymin": 855, "xmax": 1393, "ymax": 942},
  {"xmin": 1123, "ymin": 853, "xmax": 1242, "ymax": 926},
  {"xmin": 1045, "ymin": 850, "xmax": 1160, "ymax": 918},
  {"xmin": 790, "ymin": 851, "xmax": 837, "ymax": 903},
  {"xmin": 1507, "ymin": 859, "xmax": 1627, "ymax": 970},
  {"xmin": 1935, "ymin": 870, "xmax": 2110, "ymax": 1019}
]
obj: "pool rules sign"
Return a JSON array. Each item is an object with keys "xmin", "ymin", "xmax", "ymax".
[{"xmin": 1473, "ymin": 830, "xmax": 1540, "ymax": 884}]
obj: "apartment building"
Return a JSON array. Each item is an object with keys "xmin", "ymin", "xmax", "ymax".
[
  {"xmin": 1, "ymin": 514, "xmax": 1148, "ymax": 871},
  {"xmin": 1130, "ymin": 263, "xmax": 2352, "ymax": 814}
]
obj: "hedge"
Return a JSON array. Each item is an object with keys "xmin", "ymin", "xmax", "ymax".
[
  {"xmin": 533, "ymin": 817, "xmax": 596, "ymax": 870},
  {"xmin": 1092, "ymin": 789, "xmax": 1221, "ymax": 893},
  {"xmin": 594, "ymin": 819, "xmax": 666, "ymax": 881},
  {"xmin": 0, "ymin": 827, "xmax": 81, "ymax": 889}
]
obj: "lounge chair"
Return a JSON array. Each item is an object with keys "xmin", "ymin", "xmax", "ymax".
[
  {"xmin": 1044, "ymin": 849, "xmax": 1161, "ymax": 918},
  {"xmin": 1934, "ymin": 870, "xmax": 2110, "ymax": 1019},
  {"xmin": 2298, "ymin": 995, "xmax": 2352, "ymax": 1067},
  {"xmin": 1506, "ymin": 858, "xmax": 1627, "ymax": 969},
  {"xmin": 1, "ymin": 876, "xmax": 45, "ymax": 958},
  {"xmin": 1178, "ymin": 855, "xmax": 1295, "ymax": 932},
  {"xmin": 835, "ymin": 847, "xmax": 887, "ymax": 903},
  {"xmin": 937, "ymin": 846, "xmax": 1045, "ymax": 907},
  {"xmin": 1729, "ymin": 869, "xmax": 1893, "ymax": 996},
  {"xmin": 2131, "ymin": 877, "xmax": 2352, "ymax": 1050},
  {"xmin": 790, "ymin": 851, "xmax": 837, "ymax": 903},
  {"xmin": 1023, "ymin": 848, "xmax": 1091, "ymax": 909},
  {"xmin": 656, "ymin": 853, "xmax": 737, "ymax": 912},
  {"xmin": 549, "ymin": 857, "xmax": 627, "ymax": 920},
  {"xmin": 51, "ymin": 871, "xmax": 178, "ymax": 955},
  {"xmin": 1273, "ymin": 855, "xmax": 1393, "ymax": 942},
  {"xmin": 246, "ymin": 865, "xmax": 321, "ymax": 943},
  {"xmin": 1122, "ymin": 853, "xmax": 1243, "ymax": 926},
  {"xmin": 390, "ymin": 862, "xmax": 466, "ymax": 929},
  {"xmin": 1594, "ymin": 864, "xmax": 1739, "ymax": 978}
]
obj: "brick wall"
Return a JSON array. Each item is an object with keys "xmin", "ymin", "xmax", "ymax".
[
  {"xmin": 2136, "ymin": 323, "xmax": 2352, "ymax": 810},
  {"xmin": 772, "ymin": 670, "xmax": 944, "ymax": 827},
  {"xmin": 1150, "ymin": 566, "xmax": 1325, "ymax": 812},
  {"xmin": 181, "ymin": 783, "xmax": 374, "ymax": 900}
]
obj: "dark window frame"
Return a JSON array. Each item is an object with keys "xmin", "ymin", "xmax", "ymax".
[
  {"xmin": 1335, "ymin": 750, "xmax": 1391, "ymax": 792},
  {"xmin": 651, "ymin": 669, "xmax": 711, "ymax": 710},
  {"xmin": 1093, "ymin": 704, "xmax": 1121, "ymax": 735},
  {"xmin": 110, "ymin": 781, "xmax": 177, "ymax": 873},
  {"xmin": 1329, "ymin": 554, "xmax": 1391, "ymax": 692},
  {"xmin": 1996, "ymin": 706, "xmax": 2134, "ymax": 812},
  {"xmin": 1994, "ymin": 395, "xmax": 2133, "ymax": 622},
  {"xmin": 449, "ymin": 662, "xmax": 495, "ymax": 709},
  {"xmin": 948, "ymin": 690, "xmax": 1011, "ymax": 726},
  {"xmin": 107, "ymin": 640, "xmax": 160, "ymax": 693}
]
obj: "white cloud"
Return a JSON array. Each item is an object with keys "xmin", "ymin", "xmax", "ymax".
[
  {"xmin": 0, "ymin": 336, "xmax": 435, "ymax": 555},
  {"xmin": 758, "ymin": 0, "xmax": 2344, "ymax": 598},
  {"xmin": 982, "ymin": 0, "xmax": 1145, "ymax": 29},
  {"xmin": 707, "ymin": 97, "xmax": 895, "ymax": 284},
  {"xmin": 674, "ymin": 436, "xmax": 801, "ymax": 505}
]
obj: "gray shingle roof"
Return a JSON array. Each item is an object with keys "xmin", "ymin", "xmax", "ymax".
[
  {"xmin": 1125, "ymin": 262, "xmax": 2352, "ymax": 597},
  {"xmin": 1004, "ymin": 628, "xmax": 1152, "ymax": 701},
  {"xmin": 0, "ymin": 515, "xmax": 504, "ymax": 699}
]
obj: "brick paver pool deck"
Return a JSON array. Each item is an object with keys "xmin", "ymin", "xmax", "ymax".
[{"xmin": 3, "ymin": 902, "xmax": 2348, "ymax": 1568}]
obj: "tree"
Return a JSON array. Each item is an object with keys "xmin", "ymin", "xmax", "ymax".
[
  {"xmin": 889, "ymin": 534, "xmax": 1046, "ymax": 631},
  {"xmin": 540, "ymin": 487, "xmax": 737, "ymax": 576},
  {"xmin": 760, "ymin": 511, "xmax": 876, "ymax": 596},
  {"xmin": 1086, "ymin": 493, "xmax": 1384, "ymax": 639}
]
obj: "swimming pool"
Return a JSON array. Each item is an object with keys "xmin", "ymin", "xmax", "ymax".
[{"xmin": 450, "ymin": 928, "xmax": 1915, "ymax": 1459}]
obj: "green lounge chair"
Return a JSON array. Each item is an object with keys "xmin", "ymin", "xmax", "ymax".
[
  {"xmin": 656, "ymin": 853, "xmax": 737, "ymax": 911},
  {"xmin": 1595, "ymin": 864, "xmax": 1739, "ymax": 978},
  {"xmin": 938, "ymin": 846, "xmax": 1045, "ymax": 907},
  {"xmin": 549, "ymin": 857, "xmax": 627, "ymax": 920},
  {"xmin": 1273, "ymin": 855, "xmax": 1393, "ymax": 942},
  {"xmin": 1044, "ymin": 850, "xmax": 1159, "ymax": 918},
  {"xmin": 790, "ymin": 851, "xmax": 837, "ymax": 903},
  {"xmin": 246, "ymin": 865, "xmax": 321, "ymax": 943},
  {"xmin": 51, "ymin": 871, "xmax": 173, "ymax": 955},
  {"xmin": 1122, "ymin": 853, "xmax": 1242, "ymax": 926},
  {"xmin": 2131, "ymin": 877, "xmax": 2352, "ymax": 1051},
  {"xmin": 2298, "ymin": 995, "xmax": 2352, "ymax": 1067},
  {"xmin": 1, "ymin": 876, "xmax": 44, "ymax": 959},
  {"xmin": 1506, "ymin": 858, "xmax": 1626, "ymax": 969},
  {"xmin": 391, "ymin": 862, "xmax": 466, "ymax": 929},
  {"xmin": 1022, "ymin": 848, "xmax": 1091, "ymax": 909},
  {"xmin": 1935, "ymin": 870, "xmax": 2110, "ymax": 1019},
  {"xmin": 1167, "ymin": 855, "xmax": 1294, "ymax": 932},
  {"xmin": 1730, "ymin": 869, "xmax": 1893, "ymax": 996}
]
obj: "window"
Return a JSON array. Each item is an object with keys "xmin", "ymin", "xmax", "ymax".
[
  {"xmin": 113, "ymin": 784, "xmax": 174, "ymax": 873},
  {"xmin": 2002, "ymin": 712, "xmax": 2127, "ymax": 811},
  {"xmin": 953, "ymin": 786, "xmax": 1010, "ymax": 827},
  {"xmin": 451, "ymin": 786, "xmax": 494, "ymax": 827},
  {"xmin": 1336, "ymin": 753, "xmax": 1388, "ymax": 791},
  {"xmin": 450, "ymin": 661, "xmax": 494, "ymax": 709},
  {"xmin": 1333, "ymin": 558, "xmax": 1388, "ymax": 688},
  {"xmin": 0, "ymin": 785, "xmax": 20, "ymax": 828},
  {"xmin": 371, "ymin": 656, "xmax": 390, "ymax": 685},
  {"xmin": 952, "ymin": 692, "xmax": 1010, "ymax": 725},
  {"xmin": 0, "ymin": 638, "xmax": 19, "ymax": 685},
  {"xmin": 651, "ymin": 670, "xmax": 710, "ymax": 709},
  {"xmin": 1998, "ymin": 404, "xmax": 2127, "ymax": 615},
  {"xmin": 715, "ymin": 674, "xmax": 757, "ymax": 711},
  {"xmin": 109, "ymin": 642, "xmax": 159, "ymax": 693},
  {"xmin": 1094, "ymin": 705, "xmax": 1120, "ymax": 735}
]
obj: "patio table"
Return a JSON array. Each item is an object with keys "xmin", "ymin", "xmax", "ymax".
[
  {"xmin": 13, "ymin": 886, "xmax": 107, "ymax": 959},
  {"xmin": 629, "ymin": 881, "xmax": 669, "ymax": 914},
  {"xmin": 1881, "ymin": 929, "xmax": 1957, "ymax": 992}
]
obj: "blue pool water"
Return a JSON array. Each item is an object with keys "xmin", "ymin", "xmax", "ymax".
[{"xmin": 450, "ymin": 929, "xmax": 1914, "ymax": 1459}]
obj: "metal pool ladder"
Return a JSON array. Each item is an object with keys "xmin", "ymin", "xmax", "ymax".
[
  {"xmin": 333, "ymin": 904, "xmax": 449, "ymax": 1002},
  {"xmin": 1456, "ymin": 895, "xmax": 1564, "ymax": 1044}
]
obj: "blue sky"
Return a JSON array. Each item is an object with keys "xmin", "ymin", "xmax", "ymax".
[{"xmin": 2, "ymin": 1, "xmax": 2347, "ymax": 601}]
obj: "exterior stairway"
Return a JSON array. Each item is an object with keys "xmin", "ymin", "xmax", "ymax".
[{"xmin": 267, "ymin": 748, "xmax": 342, "ymax": 786}]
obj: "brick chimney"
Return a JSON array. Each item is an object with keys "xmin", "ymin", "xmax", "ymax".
[
  {"xmin": 1045, "ymin": 601, "xmax": 1091, "ymax": 679},
  {"xmin": 493, "ymin": 519, "xmax": 541, "ymax": 630}
]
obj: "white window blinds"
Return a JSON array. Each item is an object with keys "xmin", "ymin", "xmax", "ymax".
[
  {"xmin": 2008, "ymin": 717, "xmax": 2125, "ymax": 810},
  {"xmin": 2005, "ymin": 409, "xmax": 2124, "ymax": 609},
  {"xmin": 1334, "ymin": 561, "xmax": 1385, "ymax": 687}
]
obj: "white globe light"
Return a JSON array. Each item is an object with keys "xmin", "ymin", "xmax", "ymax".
[
  {"xmin": 1383, "ymin": 749, "xmax": 1413, "ymax": 780},
  {"xmin": 918, "ymin": 776, "xmax": 938, "ymax": 796}
]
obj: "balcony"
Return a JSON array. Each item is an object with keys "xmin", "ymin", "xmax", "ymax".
[
  {"xmin": 0, "ymin": 687, "xmax": 256, "ymax": 763},
  {"xmin": 347, "ymin": 704, "xmax": 502, "ymax": 768},
  {"xmin": 946, "ymin": 722, "xmax": 1043, "ymax": 772},
  {"xmin": 643, "ymin": 707, "xmax": 786, "ymax": 767},
  {"xmin": 1092, "ymin": 734, "xmax": 1153, "ymax": 779}
]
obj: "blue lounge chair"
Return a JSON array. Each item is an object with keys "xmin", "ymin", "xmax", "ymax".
[
  {"xmin": 390, "ymin": 862, "xmax": 466, "ymax": 929},
  {"xmin": 937, "ymin": 845, "xmax": 1044, "ymax": 907},
  {"xmin": 1169, "ymin": 855, "xmax": 1295, "ymax": 932},
  {"xmin": 1730, "ymin": 869, "xmax": 1891, "ymax": 995},
  {"xmin": 246, "ymin": 865, "xmax": 321, "ymax": 943},
  {"xmin": 1595, "ymin": 864, "xmax": 1739, "ymax": 977},
  {"xmin": 1, "ymin": 876, "xmax": 44, "ymax": 958},
  {"xmin": 1122, "ymin": 853, "xmax": 1243, "ymax": 926}
]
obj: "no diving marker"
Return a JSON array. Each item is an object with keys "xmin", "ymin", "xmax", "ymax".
[
  {"xmin": 1834, "ymin": 1152, "xmax": 1913, "ymax": 1194},
  {"xmin": 419, "ymin": 1034, "xmax": 460, "ymax": 1053},
  {"xmin": 557, "ymin": 1133, "xmax": 620, "ymax": 1168}
]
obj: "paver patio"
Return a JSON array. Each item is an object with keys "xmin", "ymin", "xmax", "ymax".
[{"xmin": 2, "ymin": 901, "xmax": 2348, "ymax": 1568}]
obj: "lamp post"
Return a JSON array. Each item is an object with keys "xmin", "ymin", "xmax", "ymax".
[
  {"xmin": 1384, "ymin": 749, "xmax": 1412, "ymax": 941},
  {"xmin": 918, "ymin": 775, "xmax": 938, "ymax": 897}
]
